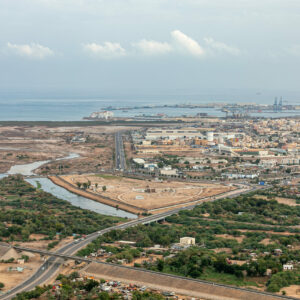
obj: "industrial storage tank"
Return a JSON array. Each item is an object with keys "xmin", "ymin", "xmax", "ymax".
[{"xmin": 207, "ymin": 132, "xmax": 214, "ymax": 142}]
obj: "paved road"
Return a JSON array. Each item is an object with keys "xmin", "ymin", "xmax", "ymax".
[
  {"xmin": 115, "ymin": 132, "xmax": 126, "ymax": 171},
  {"xmin": 1, "ymin": 184, "xmax": 260, "ymax": 300}
]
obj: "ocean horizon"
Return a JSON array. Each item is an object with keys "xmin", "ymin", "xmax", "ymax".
[{"xmin": 0, "ymin": 90, "xmax": 300, "ymax": 121}]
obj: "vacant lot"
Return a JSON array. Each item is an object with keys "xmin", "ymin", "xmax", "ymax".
[
  {"xmin": 61, "ymin": 174, "xmax": 234, "ymax": 212},
  {"xmin": 0, "ymin": 253, "xmax": 41, "ymax": 292},
  {"xmin": 0, "ymin": 125, "xmax": 135, "ymax": 173},
  {"xmin": 82, "ymin": 263, "xmax": 281, "ymax": 300},
  {"xmin": 255, "ymin": 195, "xmax": 299, "ymax": 206}
]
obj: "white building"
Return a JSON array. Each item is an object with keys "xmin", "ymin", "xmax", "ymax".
[
  {"xmin": 259, "ymin": 159, "xmax": 277, "ymax": 168},
  {"xmin": 258, "ymin": 151, "xmax": 269, "ymax": 157},
  {"xmin": 283, "ymin": 264, "xmax": 294, "ymax": 271},
  {"xmin": 207, "ymin": 132, "xmax": 214, "ymax": 142},
  {"xmin": 145, "ymin": 128, "xmax": 204, "ymax": 140},
  {"xmin": 89, "ymin": 111, "xmax": 114, "ymax": 120},
  {"xmin": 160, "ymin": 167, "xmax": 177, "ymax": 176},
  {"xmin": 222, "ymin": 173, "xmax": 258, "ymax": 179},
  {"xmin": 280, "ymin": 157, "xmax": 300, "ymax": 165},
  {"xmin": 180, "ymin": 237, "xmax": 196, "ymax": 246},
  {"xmin": 133, "ymin": 158, "xmax": 145, "ymax": 165},
  {"xmin": 144, "ymin": 163, "xmax": 158, "ymax": 170}
]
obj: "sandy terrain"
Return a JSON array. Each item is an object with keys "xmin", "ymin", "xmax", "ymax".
[
  {"xmin": 0, "ymin": 253, "xmax": 42, "ymax": 292},
  {"xmin": 213, "ymin": 248, "xmax": 232, "ymax": 253},
  {"xmin": 215, "ymin": 234, "xmax": 245, "ymax": 243},
  {"xmin": 124, "ymin": 254, "xmax": 164, "ymax": 267},
  {"xmin": 238, "ymin": 229, "xmax": 297, "ymax": 236},
  {"xmin": 60, "ymin": 174, "xmax": 234, "ymax": 212},
  {"xmin": 186, "ymin": 171, "xmax": 212, "ymax": 177},
  {"xmin": 274, "ymin": 197, "xmax": 299, "ymax": 206},
  {"xmin": 0, "ymin": 125, "xmax": 134, "ymax": 173},
  {"xmin": 0, "ymin": 236, "xmax": 77, "ymax": 292},
  {"xmin": 254, "ymin": 195, "xmax": 299, "ymax": 206},
  {"xmin": 12, "ymin": 235, "xmax": 75, "ymax": 252},
  {"xmin": 279, "ymin": 285, "xmax": 300, "ymax": 299},
  {"xmin": 82, "ymin": 263, "xmax": 281, "ymax": 300},
  {"xmin": 260, "ymin": 238, "xmax": 272, "ymax": 245}
]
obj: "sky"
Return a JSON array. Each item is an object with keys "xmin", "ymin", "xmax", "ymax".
[{"xmin": 0, "ymin": 0, "xmax": 300, "ymax": 98}]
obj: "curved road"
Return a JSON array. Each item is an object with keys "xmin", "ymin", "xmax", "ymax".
[{"xmin": 1, "ymin": 184, "xmax": 261, "ymax": 300}]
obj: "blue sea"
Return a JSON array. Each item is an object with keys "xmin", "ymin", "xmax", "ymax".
[{"xmin": 0, "ymin": 91, "xmax": 299, "ymax": 121}]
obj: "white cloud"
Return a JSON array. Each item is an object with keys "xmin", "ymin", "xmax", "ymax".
[
  {"xmin": 204, "ymin": 37, "xmax": 240, "ymax": 55},
  {"xmin": 82, "ymin": 32, "xmax": 241, "ymax": 60},
  {"xmin": 132, "ymin": 39, "xmax": 172, "ymax": 55},
  {"xmin": 171, "ymin": 30, "xmax": 205, "ymax": 57},
  {"xmin": 83, "ymin": 42, "xmax": 126, "ymax": 59},
  {"xmin": 6, "ymin": 42, "xmax": 54, "ymax": 59}
]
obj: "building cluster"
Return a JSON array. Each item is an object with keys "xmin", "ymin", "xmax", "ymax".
[
  {"xmin": 51, "ymin": 277, "xmax": 180, "ymax": 299},
  {"xmin": 129, "ymin": 117, "xmax": 299, "ymax": 181},
  {"xmin": 88, "ymin": 111, "xmax": 114, "ymax": 120}
]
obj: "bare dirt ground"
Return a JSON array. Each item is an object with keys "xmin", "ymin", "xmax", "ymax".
[
  {"xmin": 213, "ymin": 248, "xmax": 232, "ymax": 254},
  {"xmin": 81, "ymin": 263, "xmax": 281, "ymax": 300},
  {"xmin": 238, "ymin": 229, "xmax": 297, "ymax": 236},
  {"xmin": 254, "ymin": 195, "xmax": 299, "ymax": 206},
  {"xmin": 215, "ymin": 234, "xmax": 245, "ymax": 243},
  {"xmin": 12, "ymin": 234, "xmax": 74, "ymax": 251},
  {"xmin": 279, "ymin": 285, "xmax": 300, "ymax": 299},
  {"xmin": 124, "ymin": 254, "xmax": 163, "ymax": 267},
  {"xmin": 186, "ymin": 171, "xmax": 212, "ymax": 177},
  {"xmin": 260, "ymin": 238, "xmax": 272, "ymax": 245},
  {"xmin": 61, "ymin": 174, "xmax": 234, "ymax": 211},
  {"xmin": 0, "ymin": 236, "xmax": 75, "ymax": 292},
  {"xmin": 0, "ymin": 125, "xmax": 134, "ymax": 174},
  {"xmin": 0, "ymin": 253, "xmax": 42, "ymax": 292}
]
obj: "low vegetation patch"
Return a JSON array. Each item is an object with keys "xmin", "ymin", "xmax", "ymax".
[
  {"xmin": 0, "ymin": 175, "xmax": 123, "ymax": 242},
  {"xmin": 78, "ymin": 191, "xmax": 300, "ymax": 292}
]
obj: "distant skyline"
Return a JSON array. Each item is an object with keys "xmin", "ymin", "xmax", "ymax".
[{"xmin": 1, "ymin": 0, "xmax": 300, "ymax": 96}]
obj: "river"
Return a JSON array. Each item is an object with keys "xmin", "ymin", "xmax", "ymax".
[
  {"xmin": 6, "ymin": 153, "xmax": 80, "ymax": 176},
  {"xmin": 1, "ymin": 154, "xmax": 136, "ymax": 219},
  {"xmin": 26, "ymin": 177, "xmax": 136, "ymax": 218}
]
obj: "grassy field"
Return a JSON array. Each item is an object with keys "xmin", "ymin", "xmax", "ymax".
[{"xmin": 94, "ymin": 174, "xmax": 122, "ymax": 180}]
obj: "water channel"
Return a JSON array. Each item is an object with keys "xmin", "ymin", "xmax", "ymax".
[{"xmin": 1, "ymin": 154, "xmax": 136, "ymax": 219}]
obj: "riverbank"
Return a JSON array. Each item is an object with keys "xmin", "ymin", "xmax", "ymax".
[
  {"xmin": 6, "ymin": 153, "xmax": 79, "ymax": 176},
  {"xmin": 48, "ymin": 175, "xmax": 146, "ymax": 215},
  {"xmin": 27, "ymin": 177, "xmax": 136, "ymax": 218}
]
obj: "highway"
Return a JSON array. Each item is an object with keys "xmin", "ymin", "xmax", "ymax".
[
  {"xmin": 115, "ymin": 132, "xmax": 126, "ymax": 171},
  {"xmin": 1, "ymin": 184, "xmax": 263, "ymax": 300}
]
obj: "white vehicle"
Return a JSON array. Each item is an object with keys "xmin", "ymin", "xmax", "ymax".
[{"xmin": 101, "ymin": 286, "xmax": 111, "ymax": 292}]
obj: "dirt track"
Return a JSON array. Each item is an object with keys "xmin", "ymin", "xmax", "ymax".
[
  {"xmin": 59, "ymin": 174, "xmax": 233, "ymax": 213},
  {"xmin": 82, "ymin": 263, "xmax": 283, "ymax": 300}
]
